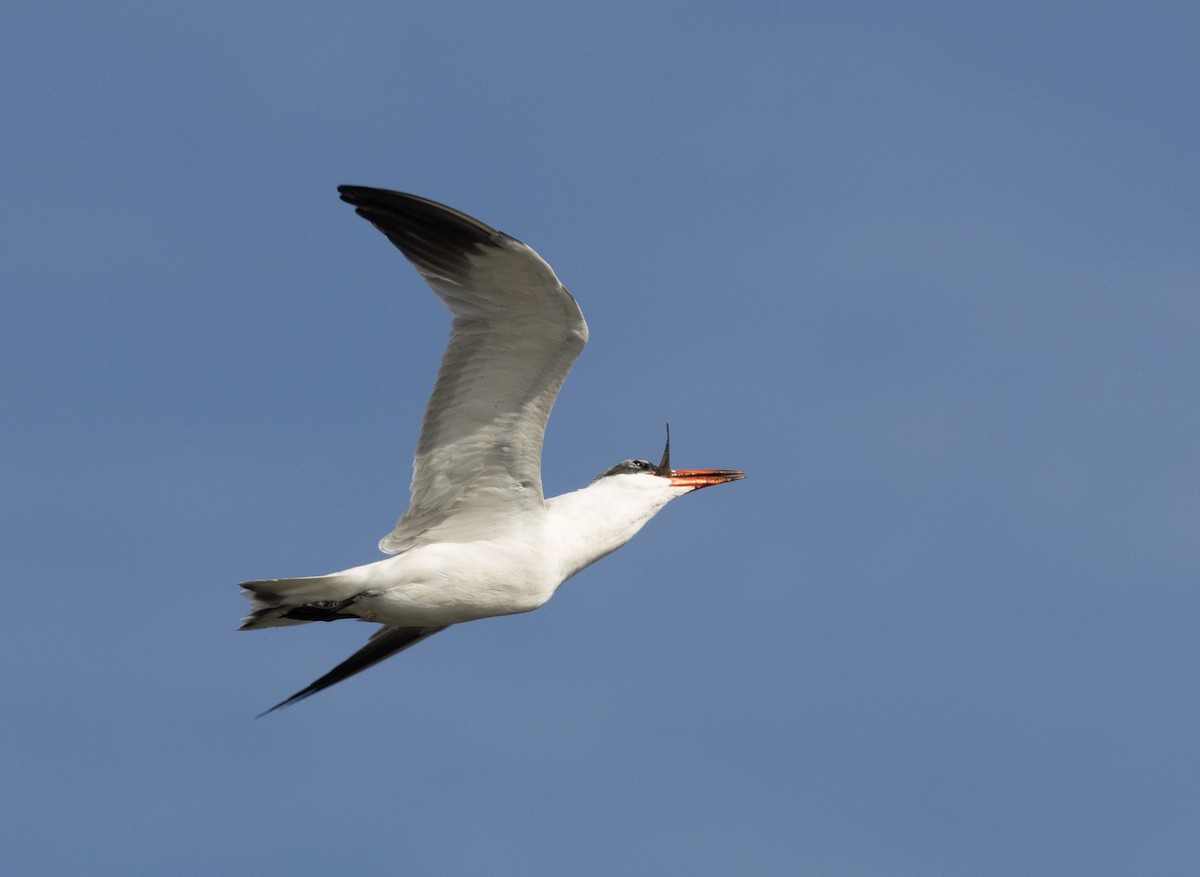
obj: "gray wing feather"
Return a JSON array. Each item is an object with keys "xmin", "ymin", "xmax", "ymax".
[{"xmin": 338, "ymin": 187, "xmax": 588, "ymax": 553}]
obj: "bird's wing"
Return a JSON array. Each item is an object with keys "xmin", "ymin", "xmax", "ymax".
[
  {"xmin": 338, "ymin": 186, "xmax": 589, "ymax": 554},
  {"xmin": 257, "ymin": 624, "xmax": 449, "ymax": 717}
]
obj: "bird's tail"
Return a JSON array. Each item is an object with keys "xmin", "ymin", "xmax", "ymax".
[{"xmin": 238, "ymin": 574, "xmax": 363, "ymax": 630}]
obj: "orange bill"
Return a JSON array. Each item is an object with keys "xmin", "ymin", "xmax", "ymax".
[{"xmin": 668, "ymin": 469, "xmax": 746, "ymax": 490}]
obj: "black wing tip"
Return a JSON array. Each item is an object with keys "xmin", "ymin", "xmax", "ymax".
[
  {"xmin": 335, "ymin": 185, "xmax": 510, "ymax": 278},
  {"xmin": 255, "ymin": 687, "xmax": 317, "ymax": 719},
  {"xmin": 336, "ymin": 185, "xmax": 501, "ymax": 240},
  {"xmin": 253, "ymin": 625, "xmax": 449, "ymax": 718}
]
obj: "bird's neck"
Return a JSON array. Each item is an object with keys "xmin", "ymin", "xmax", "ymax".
[{"xmin": 545, "ymin": 478, "xmax": 678, "ymax": 581}]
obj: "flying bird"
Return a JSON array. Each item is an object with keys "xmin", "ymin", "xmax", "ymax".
[{"xmin": 241, "ymin": 186, "xmax": 743, "ymax": 715}]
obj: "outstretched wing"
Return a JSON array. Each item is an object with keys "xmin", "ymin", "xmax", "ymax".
[
  {"xmin": 338, "ymin": 186, "xmax": 589, "ymax": 554},
  {"xmin": 257, "ymin": 625, "xmax": 449, "ymax": 717}
]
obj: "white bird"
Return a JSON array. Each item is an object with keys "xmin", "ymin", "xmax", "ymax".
[{"xmin": 241, "ymin": 186, "xmax": 743, "ymax": 715}]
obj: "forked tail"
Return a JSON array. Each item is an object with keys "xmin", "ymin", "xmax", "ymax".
[{"xmin": 238, "ymin": 574, "xmax": 363, "ymax": 630}]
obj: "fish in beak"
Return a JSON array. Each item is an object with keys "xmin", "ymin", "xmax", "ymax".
[{"xmin": 653, "ymin": 424, "xmax": 744, "ymax": 490}]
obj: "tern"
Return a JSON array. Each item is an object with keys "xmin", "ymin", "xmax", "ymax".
[{"xmin": 241, "ymin": 186, "xmax": 743, "ymax": 715}]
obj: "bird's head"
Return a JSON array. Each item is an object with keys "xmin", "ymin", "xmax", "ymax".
[
  {"xmin": 556, "ymin": 426, "xmax": 743, "ymax": 574},
  {"xmin": 592, "ymin": 426, "xmax": 744, "ymax": 494}
]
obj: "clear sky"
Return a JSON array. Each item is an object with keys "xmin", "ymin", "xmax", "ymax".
[{"xmin": 3, "ymin": 2, "xmax": 1198, "ymax": 874}]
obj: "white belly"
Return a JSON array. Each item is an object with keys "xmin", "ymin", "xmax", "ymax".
[{"xmin": 340, "ymin": 538, "xmax": 559, "ymax": 626}]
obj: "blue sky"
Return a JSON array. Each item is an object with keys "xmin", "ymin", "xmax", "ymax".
[{"xmin": 3, "ymin": 1, "xmax": 1198, "ymax": 874}]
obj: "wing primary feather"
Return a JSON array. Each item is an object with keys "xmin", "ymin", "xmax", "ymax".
[
  {"xmin": 337, "ymin": 186, "xmax": 510, "ymax": 282},
  {"xmin": 256, "ymin": 625, "xmax": 449, "ymax": 718}
]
